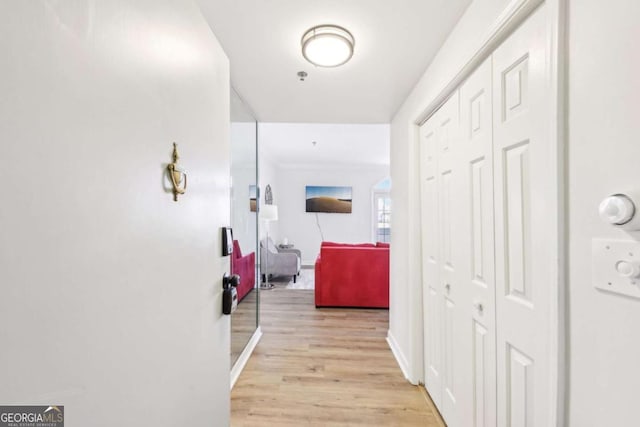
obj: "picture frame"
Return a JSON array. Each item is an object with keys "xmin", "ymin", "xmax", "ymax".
[{"xmin": 305, "ymin": 186, "xmax": 352, "ymax": 213}]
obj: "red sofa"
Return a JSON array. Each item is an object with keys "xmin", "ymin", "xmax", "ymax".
[
  {"xmin": 315, "ymin": 242, "xmax": 390, "ymax": 308},
  {"xmin": 231, "ymin": 240, "xmax": 256, "ymax": 302}
]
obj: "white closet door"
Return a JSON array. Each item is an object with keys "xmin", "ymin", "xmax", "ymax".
[
  {"xmin": 419, "ymin": 117, "xmax": 442, "ymax": 408},
  {"xmin": 459, "ymin": 57, "xmax": 497, "ymax": 427},
  {"xmin": 420, "ymin": 92, "xmax": 464, "ymax": 421},
  {"xmin": 435, "ymin": 93, "xmax": 465, "ymax": 423},
  {"xmin": 492, "ymin": 6, "xmax": 554, "ymax": 427}
]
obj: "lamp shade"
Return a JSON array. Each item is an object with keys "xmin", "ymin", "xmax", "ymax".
[
  {"xmin": 260, "ymin": 204, "xmax": 278, "ymax": 221},
  {"xmin": 301, "ymin": 25, "xmax": 354, "ymax": 67}
]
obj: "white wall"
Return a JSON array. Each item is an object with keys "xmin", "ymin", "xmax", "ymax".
[
  {"xmin": 389, "ymin": 0, "xmax": 511, "ymax": 383},
  {"xmin": 258, "ymin": 136, "xmax": 281, "ymax": 242},
  {"xmin": 566, "ymin": 1, "xmax": 640, "ymax": 425},
  {"xmin": 0, "ymin": 1, "xmax": 231, "ymax": 426},
  {"xmin": 275, "ymin": 166, "xmax": 389, "ymax": 265}
]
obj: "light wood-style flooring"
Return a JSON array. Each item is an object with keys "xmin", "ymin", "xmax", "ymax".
[{"xmin": 231, "ymin": 287, "xmax": 444, "ymax": 426}]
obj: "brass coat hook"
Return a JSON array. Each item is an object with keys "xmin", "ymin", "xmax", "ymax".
[{"xmin": 167, "ymin": 142, "xmax": 187, "ymax": 201}]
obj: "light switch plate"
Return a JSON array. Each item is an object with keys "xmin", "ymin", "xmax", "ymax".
[{"xmin": 592, "ymin": 238, "xmax": 640, "ymax": 299}]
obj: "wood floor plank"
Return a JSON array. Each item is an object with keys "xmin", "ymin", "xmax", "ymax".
[{"xmin": 231, "ymin": 287, "xmax": 443, "ymax": 426}]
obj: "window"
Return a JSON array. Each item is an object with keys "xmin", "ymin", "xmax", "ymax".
[
  {"xmin": 374, "ymin": 194, "xmax": 391, "ymax": 243},
  {"xmin": 372, "ymin": 177, "xmax": 391, "ymax": 243}
]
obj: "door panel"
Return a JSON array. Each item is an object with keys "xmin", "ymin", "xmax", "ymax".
[
  {"xmin": 493, "ymin": 6, "xmax": 553, "ymax": 427},
  {"xmin": 441, "ymin": 170, "xmax": 453, "ymax": 268},
  {"xmin": 427, "ymin": 285, "xmax": 442, "ymax": 389},
  {"xmin": 420, "ymin": 92, "xmax": 463, "ymax": 420},
  {"xmin": 473, "ymin": 321, "xmax": 489, "ymax": 427},
  {"xmin": 420, "ymin": 6, "xmax": 555, "ymax": 427},
  {"xmin": 507, "ymin": 345, "xmax": 535, "ymax": 427},
  {"xmin": 502, "ymin": 56, "xmax": 529, "ymax": 122},
  {"xmin": 471, "ymin": 158, "xmax": 486, "ymax": 283},
  {"xmin": 419, "ymin": 120, "xmax": 442, "ymax": 407},
  {"xmin": 444, "ymin": 296, "xmax": 456, "ymax": 404},
  {"xmin": 503, "ymin": 142, "xmax": 532, "ymax": 305},
  {"xmin": 460, "ymin": 57, "xmax": 496, "ymax": 427},
  {"xmin": 435, "ymin": 93, "xmax": 462, "ymax": 423}
]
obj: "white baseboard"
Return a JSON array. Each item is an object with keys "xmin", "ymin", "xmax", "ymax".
[
  {"xmin": 386, "ymin": 329, "xmax": 411, "ymax": 383},
  {"xmin": 231, "ymin": 326, "xmax": 262, "ymax": 390}
]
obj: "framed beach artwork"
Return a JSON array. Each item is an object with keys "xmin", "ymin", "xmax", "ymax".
[{"xmin": 305, "ymin": 185, "xmax": 352, "ymax": 214}]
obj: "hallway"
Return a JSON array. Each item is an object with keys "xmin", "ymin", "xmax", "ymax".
[{"xmin": 231, "ymin": 288, "xmax": 443, "ymax": 426}]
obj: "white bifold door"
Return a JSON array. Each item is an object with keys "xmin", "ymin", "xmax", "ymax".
[
  {"xmin": 420, "ymin": 5, "xmax": 558, "ymax": 427},
  {"xmin": 420, "ymin": 88, "xmax": 470, "ymax": 425},
  {"xmin": 460, "ymin": 56, "xmax": 497, "ymax": 427}
]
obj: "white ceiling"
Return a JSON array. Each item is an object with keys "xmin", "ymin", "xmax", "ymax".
[
  {"xmin": 259, "ymin": 123, "xmax": 390, "ymax": 167},
  {"xmin": 198, "ymin": 0, "xmax": 472, "ymax": 123}
]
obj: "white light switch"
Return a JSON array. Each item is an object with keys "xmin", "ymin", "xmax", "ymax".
[{"xmin": 592, "ymin": 238, "xmax": 640, "ymax": 299}]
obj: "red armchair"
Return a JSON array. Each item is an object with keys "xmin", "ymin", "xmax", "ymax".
[
  {"xmin": 315, "ymin": 242, "xmax": 389, "ymax": 308},
  {"xmin": 231, "ymin": 240, "xmax": 256, "ymax": 302}
]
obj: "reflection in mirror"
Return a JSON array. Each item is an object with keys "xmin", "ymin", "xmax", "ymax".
[{"xmin": 230, "ymin": 88, "xmax": 259, "ymax": 369}]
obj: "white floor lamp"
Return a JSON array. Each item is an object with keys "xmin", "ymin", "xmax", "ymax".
[{"xmin": 259, "ymin": 204, "xmax": 278, "ymax": 290}]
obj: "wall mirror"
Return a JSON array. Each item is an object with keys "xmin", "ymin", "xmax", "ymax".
[{"xmin": 230, "ymin": 88, "xmax": 259, "ymax": 370}]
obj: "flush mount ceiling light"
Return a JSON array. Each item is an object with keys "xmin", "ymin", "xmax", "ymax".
[{"xmin": 301, "ymin": 25, "xmax": 355, "ymax": 67}]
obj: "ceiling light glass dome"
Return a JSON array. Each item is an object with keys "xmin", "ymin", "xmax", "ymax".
[{"xmin": 301, "ymin": 25, "xmax": 355, "ymax": 67}]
